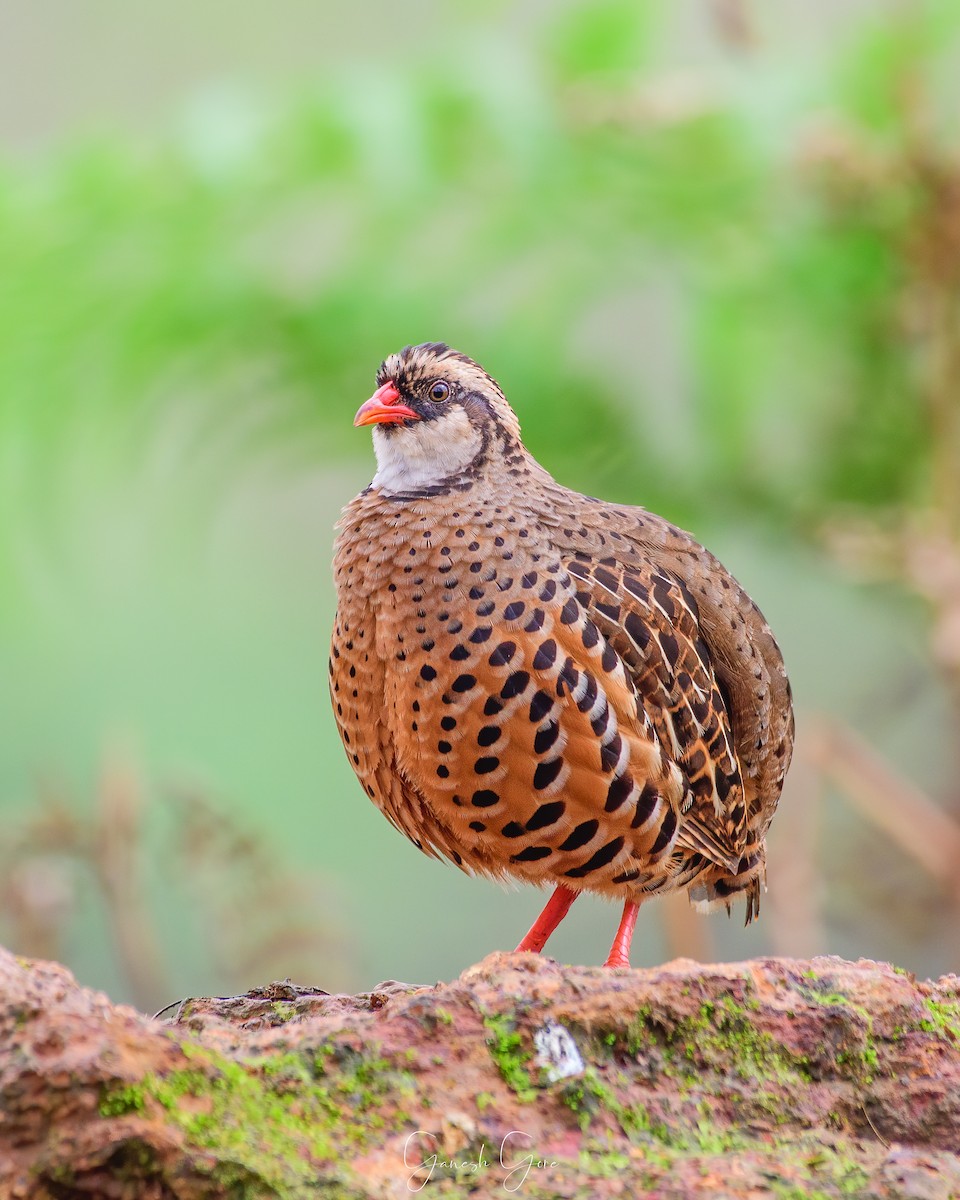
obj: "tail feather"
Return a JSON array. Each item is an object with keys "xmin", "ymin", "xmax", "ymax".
[{"xmin": 687, "ymin": 851, "xmax": 765, "ymax": 926}]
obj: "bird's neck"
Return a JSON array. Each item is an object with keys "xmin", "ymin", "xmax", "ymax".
[{"xmin": 371, "ymin": 411, "xmax": 532, "ymax": 500}]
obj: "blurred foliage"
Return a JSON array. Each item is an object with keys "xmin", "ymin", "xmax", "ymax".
[
  {"xmin": 3, "ymin": 0, "xmax": 960, "ymax": 1000},
  {"xmin": 2, "ymin": 0, "xmax": 958, "ymax": 597},
  {"xmin": 0, "ymin": 750, "xmax": 347, "ymax": 1010}
]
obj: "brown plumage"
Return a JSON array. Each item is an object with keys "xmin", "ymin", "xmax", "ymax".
[{"xmin": 330, "ymin": 343, "xmax": 794, "ymax": 966}]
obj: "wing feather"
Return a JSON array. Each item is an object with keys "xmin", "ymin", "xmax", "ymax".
[{"xmin": 563, "ymin": 554, "xmax": 747, "ymax": 870}]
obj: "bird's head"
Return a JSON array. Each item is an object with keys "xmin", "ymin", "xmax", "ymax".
[{"xmin": 354, "ymin": 342, "xmax": 523, "ymax": 496}]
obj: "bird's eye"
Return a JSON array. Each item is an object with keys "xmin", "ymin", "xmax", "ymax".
[{"xmin": 429, "ymin": 381, "xmax": 450, "ymax": 403}]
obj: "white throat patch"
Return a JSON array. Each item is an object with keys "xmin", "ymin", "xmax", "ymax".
[{"xmin": 372, "ymin": 408, "xmax": 482, "ymax": 495}]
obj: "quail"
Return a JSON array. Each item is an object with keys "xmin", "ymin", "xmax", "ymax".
[{"xmin": 330, "ymin": 343, "xmax": 794, "ymax": 967}]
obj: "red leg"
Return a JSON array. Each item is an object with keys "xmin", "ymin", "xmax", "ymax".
[
  {"xmin": 603, "ymin": 900, "xmax": 640, "ymax": 968},
  {"xmin": 515, "ymin": 885, "xmax": 579, "ymax": 954}
]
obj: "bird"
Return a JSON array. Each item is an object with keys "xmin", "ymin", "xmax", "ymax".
[{"xmin": 330, "ymin": 343, "xmax": 794, "ymax": 968}]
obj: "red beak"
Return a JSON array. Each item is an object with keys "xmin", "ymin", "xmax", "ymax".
[{"xmin": 353, "ymin": 381, "xmax": 420, "ymax": 428}]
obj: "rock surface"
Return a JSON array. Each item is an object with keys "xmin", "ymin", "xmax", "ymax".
[{"xmin": 1, "ymin": 945, "xmax": 959, "ymax": 1198}]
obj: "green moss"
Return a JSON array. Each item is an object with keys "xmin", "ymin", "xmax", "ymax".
[
  {"xmin": 619, "ymin": 1004, "xmax": 657, "ymax": 1058},
  {"xmin": 559, "ymin": 1076, "xmax": 595, "ymax": 1131},
  {"xmin": 259, "ymin": 1051, "xmax": 313, "ymax": 1083},
  {"xmin": 577, "ymin": 1147, "xmax": 631, "ymax": 1177},
  {"xmin": 435, "ymin": 1007, "xmax": 455, "ymax": 1026},
  {"xmin": 476, "ymin": 1091, "xmax": 495, "ymax": 1111},
  {"xmin": 797, "ymin": 982, "xmax": 880, "ymax": 1083},
  {"xmin": 269, "ymin": 1000, "xmax": 299, "ymax": 1023},
  {"xmin": 99, "ymin": 1083, "xmax": 147, "ymax": 1117},
  {"xmin": 768, "ymin": 1152, "xmax": 871, "ymax": 1199},
  {"xmin": 635, "ymin": 993, "xmax": 811, "ymax": 1090},
  {"xmin": 919, "ymin": 997, "xmax": 960, "ymax": 1040},
  {"xmin": 687, "ymin": 996, "xmax": 810, "ymax": 1084},
  {"xmin": 560, "ymin": 1067, "xmax": 698, "ymax": 1149},
  {"xmin": 605, "ymin": 988, "xmax": 812, "ymax": 1093},
  {"xmin": 573, "ymin": 1121, "xmax": 873, "ymax": 1198},
  {"xmin": 484, "ymin": 1014, "xmax": 537, "ymax": 1102},
  {"xmin": 97, "ymin": 1040, "xmax": 416, "ymax": 1193}
]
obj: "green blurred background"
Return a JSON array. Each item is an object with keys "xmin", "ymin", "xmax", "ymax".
[{"xmin": 3, "ymin": 0, "xmax": 960, "ymax": 1012}]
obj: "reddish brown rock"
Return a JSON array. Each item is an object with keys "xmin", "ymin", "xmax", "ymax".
[{"xmin": 1, "ymin": 946, "xmax": 958, "ymax": 1198}]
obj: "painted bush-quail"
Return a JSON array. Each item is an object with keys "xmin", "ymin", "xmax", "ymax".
[{"xmin": 331, "ymin": 343, "xmax": 794, "ymax": 967}]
